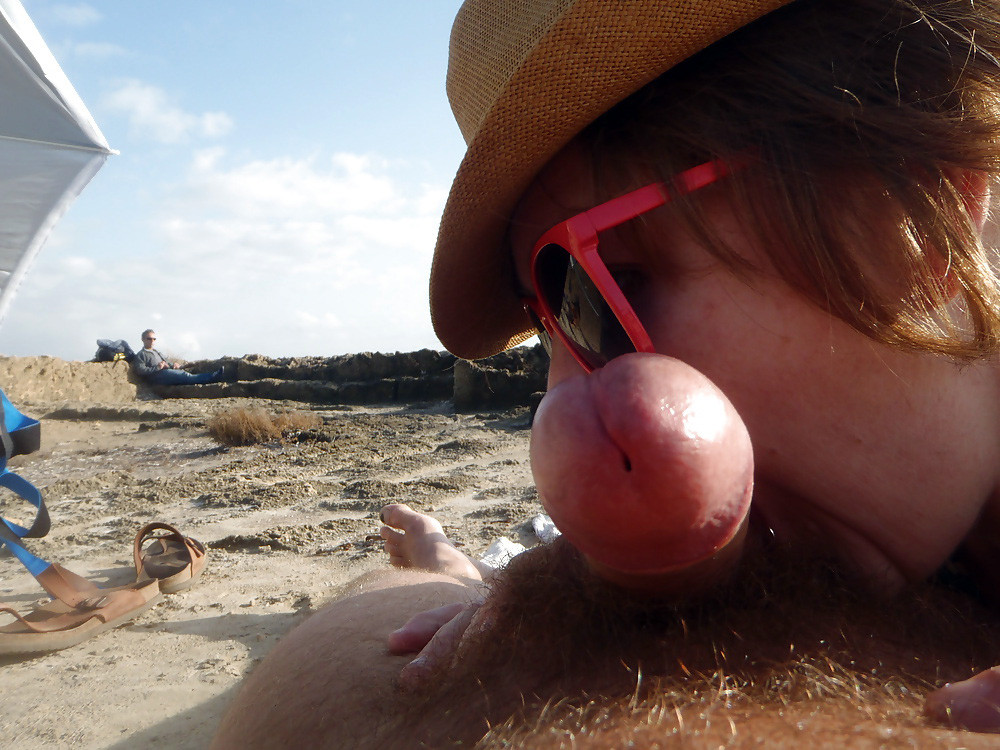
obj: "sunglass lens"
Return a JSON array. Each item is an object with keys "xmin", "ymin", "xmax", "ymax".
[
  {"xmin": 535, "ymin": 243, "xmax": 636, "ymax": 369},
  {"xmin": 525, "ymin": 306, "xmax": 552, "ymax": 356}
]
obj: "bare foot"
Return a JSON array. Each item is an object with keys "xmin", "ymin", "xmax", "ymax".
[{"xmin": 380, "ymin": 503, "xmax": 489, "ymax": 580}]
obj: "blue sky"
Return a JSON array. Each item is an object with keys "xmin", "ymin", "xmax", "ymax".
[{"xmin": 0, "ymin": 1, "xmax": 468, "ymax": 361}]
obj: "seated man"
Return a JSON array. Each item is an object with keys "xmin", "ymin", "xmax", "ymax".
[{"xmin": 131, "ymin": 329, "xmax": 225, "ymax": 386}]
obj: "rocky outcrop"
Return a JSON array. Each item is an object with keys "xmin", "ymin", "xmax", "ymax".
[
  {"xmin": 0, "ymin": 355, "xmax": 143, "ymax": 403},
  {"xmin": 0, "ymin": 346, "xmax": 550, "ymax": 409},
  {"xmin": 173, "ymin": 346, "xmax": 548, "ymax": 409},
  {"xmin": 217, "ymin": 349, "xmax": 455, "ymax": 383},
  {"xmin": 453, "ymin": 346, "xmax": 548, "ymax": 412},
  {"xmin": 154, "ymin": 374, "xmax": 455, "ymax": 405},
  {"xmin": 162, "ymin": 349, "xmax": 458, "ymax": 404}
]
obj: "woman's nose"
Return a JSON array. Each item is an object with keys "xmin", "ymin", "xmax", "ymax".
[{"xmin": 546, "ymin": 336, "xmax": 590, "ymax": 389}]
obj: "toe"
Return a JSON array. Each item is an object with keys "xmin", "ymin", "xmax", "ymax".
[
  {"xmin": 380, "ymin": 525, "xmax": 404, "ymax": 544},
  {"xmin": 380, "ymin": 503, "xmax": 441, "ymax": 534},
  {"xmin": 380, "ymin": 502, "xmax": 409, "ymax": 523},
  {"xmin": 380, "ymin": 503, "xmax": 414, "ymax": 528}
]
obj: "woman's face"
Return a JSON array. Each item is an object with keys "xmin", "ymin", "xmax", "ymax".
[{"xmin": 510, "ymin": 142, "xmax": 1000, "ymax": 588}]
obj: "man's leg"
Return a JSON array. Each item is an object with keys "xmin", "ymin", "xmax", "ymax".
[
  {"xmin": 212, "ymin": 568, "xmax": 476, "ymax": 749},
  {"xmin": 193, "ymin": 368, "xmax": 225, "ymax": 384},
  {"xmin": 148, "ymin": 368, "xmax": 223, "ymax": 385}
]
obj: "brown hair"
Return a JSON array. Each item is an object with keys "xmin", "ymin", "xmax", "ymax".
[
  {"xmin": 581, "ymin": 0, "xmax": 1000, "ymax": 359},
  {"xmin": 380, "ymin": 539, "xmax": 998, "ymax": 747}
]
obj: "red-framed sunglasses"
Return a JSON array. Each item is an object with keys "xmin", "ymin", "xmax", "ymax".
[{"xmin": 522, "ymin": 159, "xmax": 735, "ymax": 373}]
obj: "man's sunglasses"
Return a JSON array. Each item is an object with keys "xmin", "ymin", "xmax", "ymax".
[{"xmin": 522, "ymin": 159, "xmax": 734, "ymax": 373}]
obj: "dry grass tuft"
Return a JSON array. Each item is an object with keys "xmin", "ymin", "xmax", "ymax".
[{"xmin": 207, "ymin": 407, "xmax": 322, "ymax": 446}]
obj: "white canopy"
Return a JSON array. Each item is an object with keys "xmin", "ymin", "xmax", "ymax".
[{"xmin": 0, "ymin": 0, "xmax": 112, "ymax": 323}]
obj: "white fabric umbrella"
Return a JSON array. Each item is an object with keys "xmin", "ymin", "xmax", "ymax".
[{"xmin": 0, "ymin": 0, "xmax": 112, "ymax": 324}]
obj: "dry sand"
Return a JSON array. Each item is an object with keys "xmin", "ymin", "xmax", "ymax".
[{"xmin": 0, "ymin": 362, "xmax": 536, "ymax": 749}]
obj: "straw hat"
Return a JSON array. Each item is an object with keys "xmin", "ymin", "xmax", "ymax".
[{"xmin": 430, "ymin": 0, "xmax": 795, "ymax": 360}]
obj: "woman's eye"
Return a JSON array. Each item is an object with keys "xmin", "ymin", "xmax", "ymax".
[{"xmin": 608, "ymin": 266, "xmax": 646, "ymax": 298}]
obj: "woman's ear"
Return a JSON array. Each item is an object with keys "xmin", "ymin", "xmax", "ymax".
[
  {"xmin": 956, "ymin": 168, "xmax": 991, "ymax": 233},
  {"xmin": 927, "ymin": 169, "xmax": 992, "ymax": 302}
]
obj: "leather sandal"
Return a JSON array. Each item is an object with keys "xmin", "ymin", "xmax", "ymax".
[
  {"xmin": 0, "ymin": 566, "xmax": 161, "ymax": 655},
  {"xmin": 134, "ymin": 522, "xmax": 208, "ymax": 594}
]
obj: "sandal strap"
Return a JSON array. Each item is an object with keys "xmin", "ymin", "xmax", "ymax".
[
  {"xmin": 35, "ymin": 563, "xmax": 101, "ymax": 606},
  {"xmin": 133, "ymin": 521, "xmax": 188, "ymax": 574},
  {"xmin": 0, "ymin": 605, "xmax": 73, "ymax": 634},
  {"xmin": 0, "ymin": 521, "xmax": 96, "ymax": 606},
  {"xmin": 0, "ymin": 393, "xmax": 160, "ymax": 617},
  {"xmin": 0, "ymin": 605, "xmax": 46, "ymax": 633}
]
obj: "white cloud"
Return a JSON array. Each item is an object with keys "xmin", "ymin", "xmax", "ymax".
[
  {"xmin": 102, "ymin": 80, "xmax": 233, "ymax": 144},
  {"xmin": 152, "ymin": 151, "xmax": 443, "ymax": 356},
  {"xmin": 180, "ymin": 150, "xmax": 399, "ymax": 219},
  {"xmin": 294, "ymin": 310, "xmax": 342, "ymax": 329},
  {"xmin": 60, "ymin": 256, "xmax": 95, "ymax": 275},
  {"xmin": 73, "ymin": 41, "xmax": 126, "ymax": 59},
  {"xmin": 200, "ymin": 112, "xmax": 232, "ymax": 138},
  {"xmin": 171, "ymin": 331, "xmax": 202, "ymax": 358},
  {"xmin": 0, "ymin": 148, "xmax": 448, "ymax": 361},
  {"xmin": 50, "ymin": 3, "xmax": 100, "ymax": 26}
]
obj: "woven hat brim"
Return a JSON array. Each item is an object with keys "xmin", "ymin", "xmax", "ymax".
[{"xmin": 430, "ymin": 0, "xmax": 793, "ymax": 360}]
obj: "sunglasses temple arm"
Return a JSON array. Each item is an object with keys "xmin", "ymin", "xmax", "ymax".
[
  {"xmin": 586, "ymin": 159, "xmax": 735, "ymax": 232},
  {"xmin": 585, "ymin": 184, "xmax": 668, "ymax": 233}
]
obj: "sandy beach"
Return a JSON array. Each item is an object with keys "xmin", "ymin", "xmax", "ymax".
[{"xmin": 0, "ymin": 355, "xmax": 537, "ymax": 748}]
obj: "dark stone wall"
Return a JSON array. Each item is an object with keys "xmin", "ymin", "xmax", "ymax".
[
  {"xmin": 453, "ymin": 346, "xmax": 548, "ymax": 412},
  {"xmin": 157, "ymin": 345, "xmax": 548, "ymax": 409}
]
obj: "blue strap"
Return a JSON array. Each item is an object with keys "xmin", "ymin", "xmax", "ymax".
[
  {"xmin": 0, "ymin": 388, "xmax": 51, "ymax": 578},
  {"xmin": 0, "ymin": 519, "xmax": 50, "ymax": 577},
  {"xmin": 0, "ymin": 387, "xmax": 40, "ymax": 459},
  {"xmin": 0, "ymin": 391, "xmax": 12, "ymax": 458},
  {"xmin": 0, "ymin": 469, "xmax": 48, "ymax": 537},
  {"xmin": 0, "ymin": 469, "xmax": 52, "ymax": 578}
]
